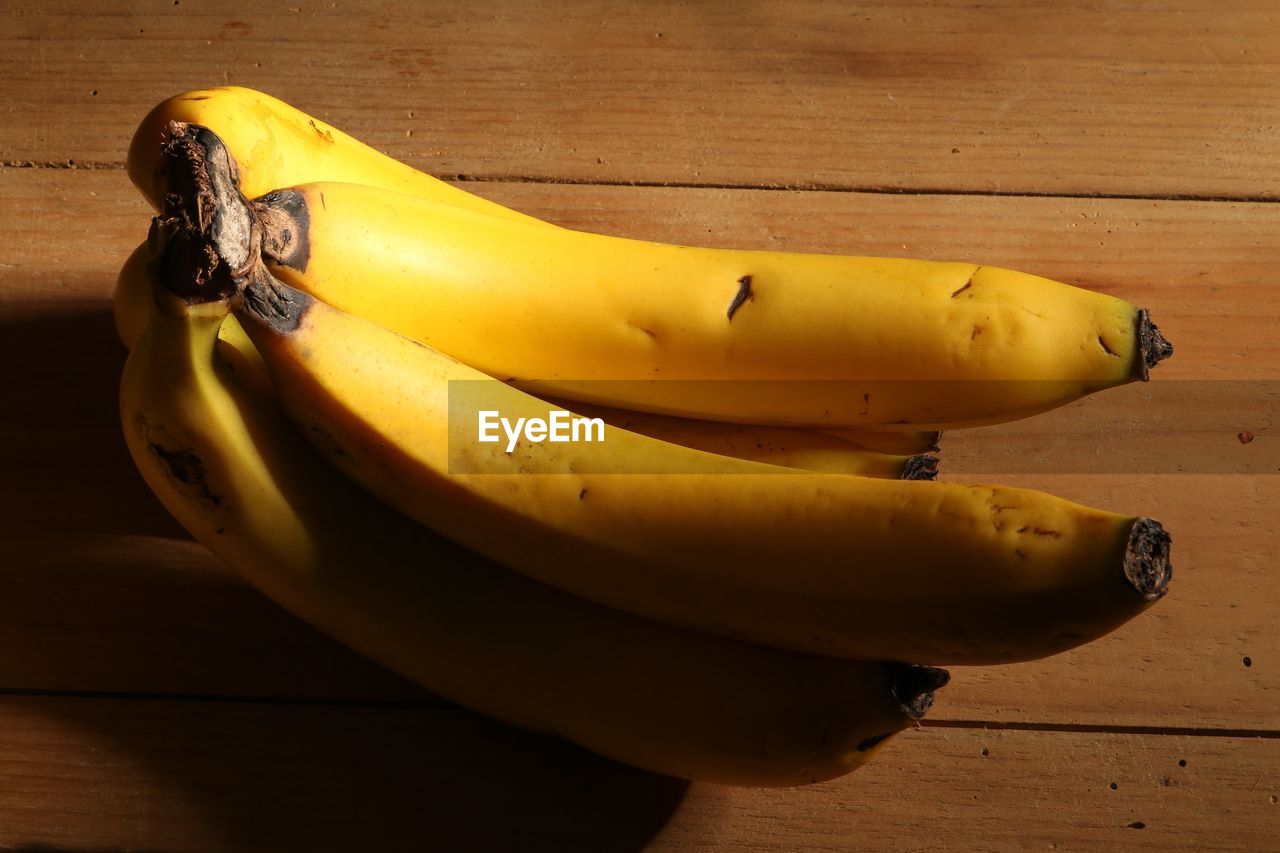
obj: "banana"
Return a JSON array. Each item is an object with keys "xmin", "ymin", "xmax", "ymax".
[
  {"xmin": 123, "ymin": 221, "xmax": 948, "ymax": 787},
  {"xmin": 115, "ymin": 235, "xmax": 924, "ymax": 478},
  {"xmin": 128, "ymin": 88, "xmax": 541, "ymax": 225},
  {"xmin": 246, "ymin": 178, "xmax": 1173, "ymax": 430},
  {"xmin": 117, "ymin": 171, "xmax": 928, "ymax": 480},
  {"xmin": 559, "ymin": 399, "xmax": 938, "ymax": 479}
]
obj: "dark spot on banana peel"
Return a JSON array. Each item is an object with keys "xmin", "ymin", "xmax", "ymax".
[
  {"xmin": 255, "ymin": 188, "xmax": 311, "ymax": 273},
  {"xmin": 240, "ymin": 266, "xmax": 314, "ymax": 335},
  {"xmin": 578, "ymin": 488, "xmax": 588, "ymax": 500},
  {"xmin": 726, "ymin": 274, "xmax": 753, "ymax": 320},
  {"xmin": 950, "ymin": 280, "xmax": 972, "ymax": 298},
  {"xmin": 308, "ymin": 119, "xmax": 335, "ymax": 144},
  {"xmin": 149, "ymin": 443, "xmax": 223, "ymax": 508}
]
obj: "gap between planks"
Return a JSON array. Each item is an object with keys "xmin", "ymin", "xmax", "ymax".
[{"xmin": 3, "ymin": 159, "xmax": 1279, "ymax": 205}]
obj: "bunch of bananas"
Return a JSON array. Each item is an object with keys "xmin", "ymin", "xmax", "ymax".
[{"xmin": 117, "ymin": 88, "xmax": 1174, "ymax": 787}]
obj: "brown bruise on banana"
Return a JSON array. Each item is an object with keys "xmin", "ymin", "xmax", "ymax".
[
  {"xmin": 726, "ymin": 274, "xmax": 753, "ymax": 320},
  {"xmin": 241, "ymin": 264, "xmax": 315, "ymax": 335},
  {"xmin": 133, "ymin": 414, "xmax": 226, "ymax": 511},
  {"xmin": 255, "ymin": 188, "xmax": 312, "ymax": 273}
]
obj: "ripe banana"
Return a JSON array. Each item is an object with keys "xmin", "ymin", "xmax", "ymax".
[
  {"xmin": 248, "ymin": 177, "xmax": 1173, "ymax": 430},
  {"xmin": 561, "ymin": 399, "xmax": 937, "ymax": 479},
  {"xmin": 127, "ymin": 94, "xmax": 941, "ymax": 454},
  {"xmin": 115, "ymin": 235, "xmax": 925, "ymax": 478},
  {"xmin": 128, "ymin": 87, "xmax": 540, "ymax": 225},
  {"xmin": 122, "ymin": 225, "xmax": 947, "ymax": 786}
]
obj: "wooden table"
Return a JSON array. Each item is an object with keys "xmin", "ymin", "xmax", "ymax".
[{"xmin": 2, "ymin": 2, "xmax": 1276, "ymax": 849}]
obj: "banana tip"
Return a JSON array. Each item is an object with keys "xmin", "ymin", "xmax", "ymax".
[
  {"xmin": 891, "ymin": 664, "xmax": 951, "ymax": 720},
  {"xmin": 902, "ymin": 455, "xmax": 940, "ymax": 481},
  {"xmin": 1137, "ymin": 309, "xmax": 1174, "ymax": 381},
  {"xmin": 1124, "ymin": 517, "xmax": 1172, "ymax": 600}
]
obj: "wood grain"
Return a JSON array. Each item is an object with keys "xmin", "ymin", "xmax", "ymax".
[
  {"xmin": 4, "ymin": 1, "xmax": 1280, "ymax": 198},
  {"xmin": 0, "ymin": 696, "xmax": 1274, "ymax": 852},
  {"xmin": 0, "ymin": 169, "xmax": 1275, "ymax": 731}
]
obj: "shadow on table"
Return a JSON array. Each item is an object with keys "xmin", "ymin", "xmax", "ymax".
[
  {"xmin": 17, "ymin": 694, "xmax": 690, "ymax": 852},
  {"xmin": 0, "ymin": 308, "xmax": 182, "ymax": 540},
  {"xmin": 0, "ymin": 307, "xmax": 691, "ymax": 851}
]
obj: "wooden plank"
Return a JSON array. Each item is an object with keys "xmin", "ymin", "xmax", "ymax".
[
  {"xmin": 0, "ymin": 696, "xmax": 1275, "ymax": 851},
  {"xmin": 4, "ymin": 1, "xmax": 1280, "ymax": 198},
  {"xmin": 1, "ymin": 170, "xmax": 1276, "ymax": 728}
]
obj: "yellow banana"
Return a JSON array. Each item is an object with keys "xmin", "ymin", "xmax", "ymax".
[
  {"xmin": 250, "ymin": 178, "xmax": 1172, "ymax": 430},
  {"xmin": 125, "ymin": 246, "xmax": 927, "ymax": 478},
  {"xmin": 232, "ymin": 264, "xmax": 1171, "ymax": 664},
  {"xmin": 128, "ymin": 88, "xmax": 541, "ymax": 225},
  {"xmin": 123, "ymin": 226, "xmax": 947, "ymax": 786},
  {"xmin": 114, "ymin": 234, "xmax": 922, "ymax": 477},
  {"xmin": 125, "ymin": 93, "xmax": 930, "ymax": 450},
  {"xmin": 560, "ymin": 399, "xmax": 938, "ymax": 479}
]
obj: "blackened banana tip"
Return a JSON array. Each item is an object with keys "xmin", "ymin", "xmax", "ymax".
[
  {"xmin": 1124, "ymin": 517, "xmax": 1172, "ymax": 601},
  {"xmin": 1137, "ymin": 309, "xmax": 1174, "ymax": 381},
  {"xmin": 891, "ymin": 664, "xmax": 951, "ymax": 720},
  {"xmin": 902, "ymin": 454, "xmax": 940, "ymax": 481}
]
